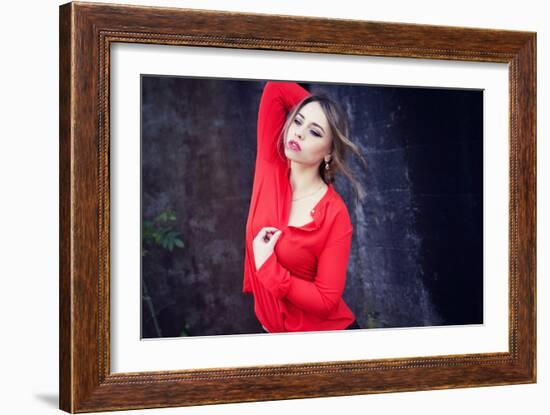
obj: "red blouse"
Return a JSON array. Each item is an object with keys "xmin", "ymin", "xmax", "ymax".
[{"xmin": 243, "ymin": 81, "xmax": 356, "ymax": 333}]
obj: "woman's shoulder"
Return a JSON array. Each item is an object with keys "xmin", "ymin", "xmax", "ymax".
[{"xmin": 323, "ymin": 186, "xmax": 353, "ymax": 233}]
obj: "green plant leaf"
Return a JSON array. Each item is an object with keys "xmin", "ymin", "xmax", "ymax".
[{"xmin": 143, "ymin": 208, "xmax": 184, "ymax": 253}]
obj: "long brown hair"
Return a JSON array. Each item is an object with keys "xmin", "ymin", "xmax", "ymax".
[{"xmin": 277, "ymin": 92, "xmax": 368, "ymax": 206}]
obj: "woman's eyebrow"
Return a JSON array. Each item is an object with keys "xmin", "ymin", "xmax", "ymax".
[{"xmin": 296, "ymin": 112, "xmax": 326, "ymax": 134}]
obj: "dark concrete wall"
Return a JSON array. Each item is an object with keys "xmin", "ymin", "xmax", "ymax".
[{"xmin": 141, "ymin": 76, "xmax": 483, "ymax": 338}]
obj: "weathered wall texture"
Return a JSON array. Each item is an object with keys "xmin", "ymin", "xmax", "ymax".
[{"xmin": 141, "ymin": 76, "xmax": 482, "ymax": 338}]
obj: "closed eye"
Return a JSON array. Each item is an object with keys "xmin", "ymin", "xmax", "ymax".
[{"xmin": 294, "ymin": 119, "xmax": 322, "ymax": 137}]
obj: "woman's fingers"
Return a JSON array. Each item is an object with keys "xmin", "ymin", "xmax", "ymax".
[
  {"xmin": 267, "ymin": 230, "xmax": 282, "ymax": 246},
  {"xmin": 257, "ymin": 227, "xmax": 279, "ymax": 242},
  {"xmin": 252, "ymin": 228, "xmax": 282, "ymax": 270}
]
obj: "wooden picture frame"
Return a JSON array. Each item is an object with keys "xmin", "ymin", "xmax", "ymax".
[{"xmin": 59, "ymin": 1, "xmax": 536, "ymax": 412}]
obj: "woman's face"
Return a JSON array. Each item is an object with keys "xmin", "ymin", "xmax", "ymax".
[{"xmin": 284, "ymin": 101, "xmax": 332, "ymax": 166}]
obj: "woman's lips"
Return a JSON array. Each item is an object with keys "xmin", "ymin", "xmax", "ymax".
[{"xmin": 288, "ymin": 140, "xmax": 301, "ymax": 152}]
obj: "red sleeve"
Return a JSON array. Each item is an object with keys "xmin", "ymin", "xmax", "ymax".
[
  {"xmin": 255, "ymin": 213, "xmax": 353, "ymax": 317},
  {"xmin": 244, "ymin": 81, "xmax": 310, "ymax": 294},
  {"xmin": 242, "ymin": 234, "xmax": 254, "ymax": 294},
  {"xmin": 257, "ymin": 82, "xmax": 310, "ymax": 165}
]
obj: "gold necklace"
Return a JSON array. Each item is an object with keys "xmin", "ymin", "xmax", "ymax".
[{"xmin": 291, "ymin": 183, "xmax": 326, "ymax": 202}]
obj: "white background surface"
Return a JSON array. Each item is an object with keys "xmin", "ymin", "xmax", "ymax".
[
  {"xmin": 111, "ymin": 44, "xmax": 509, "ymax": 372},
  {"xmin": 0, "ymin": 0, "xmax": 546, "ymax": 414}
]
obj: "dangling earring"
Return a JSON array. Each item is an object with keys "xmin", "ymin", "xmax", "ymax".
[{"xmin": 324, "ymin": 158, "xmax": 332, "ymax": 181}]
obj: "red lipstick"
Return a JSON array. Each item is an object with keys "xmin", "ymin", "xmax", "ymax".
[{"xmin": 288, "ymin": 140, "xmax": 301, "ymax": 152}]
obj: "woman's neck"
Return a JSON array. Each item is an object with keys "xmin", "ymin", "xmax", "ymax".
[{"xmin": 289, "ymin": 160, "xmax": 325, "ymax": 196}]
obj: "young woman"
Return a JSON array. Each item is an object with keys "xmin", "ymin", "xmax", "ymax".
[{"xmin": 242, "ymin": 81, "xmax": 367, "ymax": 333}]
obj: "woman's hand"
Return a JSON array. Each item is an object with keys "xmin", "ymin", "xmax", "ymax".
[{"xmin": 252, "ymin": 227, "xmax": 282, "ymax": 271}]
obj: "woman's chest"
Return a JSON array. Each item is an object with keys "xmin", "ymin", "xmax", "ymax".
[
  {"xmin": 250, "ymin": 186, "xmax": 320, "ymax": 233},
  {"xmin": 287, "ymin": 200, "xmax": 317, "ymax": 227},
  {"xmin": 287, "ymin": 185, "xmax": 328, "ymax": 227},
  {"xmin": 274, "ymin": 231, "xmax": 320, "ymax": 280}
]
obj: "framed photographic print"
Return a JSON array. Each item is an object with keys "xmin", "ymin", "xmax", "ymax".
[{"xmin": 59, "ymin": 1, "xmax": 536, "ymax": 412}]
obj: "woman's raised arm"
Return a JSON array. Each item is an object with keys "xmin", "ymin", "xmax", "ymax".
[{"xmin": 257, "ymin": 81, "xmax": 310, "ymax": 165}]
